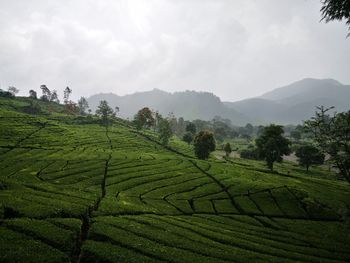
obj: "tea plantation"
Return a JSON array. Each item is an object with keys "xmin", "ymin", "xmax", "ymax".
[{"xmin": 1, "ymin": 97, "xmax": 350, "ymax": 262}]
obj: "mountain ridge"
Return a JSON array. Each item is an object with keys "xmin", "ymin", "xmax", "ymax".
[{"xmin": 88, "ymin": 78, "xmax": 350, "ymax": 125}]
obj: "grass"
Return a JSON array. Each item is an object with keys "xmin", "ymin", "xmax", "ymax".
[{"xmin": 0, "ymin": 96, "xmax": 350, "ymax": 262}]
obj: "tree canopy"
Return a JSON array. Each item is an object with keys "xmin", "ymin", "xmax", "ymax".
[
  {"xmin": 224, "ymin": 142, "xmax": 232, "ymax": 157},
  {"xmin": 194, "ymin": 130, "xmax": 216, "ymax": 160},
  {"xmin": 295, "ymin": 144, "xmax": 325, "ymax": 171},
  {"xmin": 96, "ymin": 100, "xmax": 114, "ymax": 126},
  {"xmin": 321, "ymin": 0, "xmax": 350, "ymax": 36},
  {"xmin": 158, "ymin": 118, "xmax": 173, "ymax": 145},
  {"xmin": 304, "ymin": 106, "xmax": 350, "ymax": 182},
  {"xmin": 256, "ymin": 124, "xmax": 291, "ymax": 171},
  {"xmin": 134, "ymin": 107, "xmax": 155, "ymax": 130}
]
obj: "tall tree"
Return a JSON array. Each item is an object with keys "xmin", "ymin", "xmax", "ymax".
[
  {"xmin": 186, "ymin": 122, "xmax": 197, "ymax": 134},
  {"xmin": 96, "ymin": 100, "xmax": 114, "ymax": 126},
  {"xmin": 78, "ymin": 97, "xmax": 89, "ymax": 115},
  {"xmin": 182, "ymin": 132, "xmax": 193, "ymax": 145},
  {"xmin": 304, "ymin": 106, "xmax": 350, "ymax": 182},
  {"xmin": 295, "ymin": 145, "xmax": 325, "ymax": 172},
  {"xmin": 194, "ymin": 130, "xmax": 216, "ymax": 160},
  {"xmin": 8, "ymin": 86, "xmax": 19, "ymax": 96},
  {"xmin": 50, "ymin": 90, "xmax": 59, "ymax": 103},
  {"xmin": 29, "ymin": 90, "xmax": 37, "ymax": 99},
  {"xmin": 256, "ymin": 124, "xmax": 291, "ymax": 171},
  {"xmin": 176, "ymin": 117, "xmax": 186, "ymax": 137},
  {"xmin": 40, "ymin": 85, "xmax": 51, "ymax": 101},
  {"xmin": 63, "ymin": 86, "xmax": 72, "ymax": 104},
  {"xmin": 320, "ymin": 0, "xmax": 350, "ymax": 36},
  {"xmin": 224, "ymin": 142, "xmax": 232, "ymax": 157},
  {"xmin": 158, "ymin": 118, "xmax": 173, "ymax": 145},
  {"xmin": 134, "ymin": 107, "xmax": 155, "ymax": 130}
]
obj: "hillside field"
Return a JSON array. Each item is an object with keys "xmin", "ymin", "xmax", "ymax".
[{"xmin": 0, "ymin": 97, "xmax": 350, "ymax": 263}]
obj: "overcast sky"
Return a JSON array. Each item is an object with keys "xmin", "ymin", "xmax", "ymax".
[{"xmin": 0, "ymin": 0, "xmax": 349, "ymax": 102}]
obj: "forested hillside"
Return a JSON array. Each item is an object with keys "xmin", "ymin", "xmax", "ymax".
[{"xmin": 1, "ymin": 96, "xmax": 350, "ymax": 262}]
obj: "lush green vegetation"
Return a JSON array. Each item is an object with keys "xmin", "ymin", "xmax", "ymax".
[{"xmin": 1, "ymin": 96, "xmax": 350, "ymax": 262}]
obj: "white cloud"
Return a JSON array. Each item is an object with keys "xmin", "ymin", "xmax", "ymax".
[{"xmin": 0, "ymin": 0, "xmax": 349, "ymax": 101}]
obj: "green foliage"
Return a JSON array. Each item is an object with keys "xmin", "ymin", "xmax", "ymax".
[
  {"xmin": 240, "ymin": 145, "xmax": 261, "ymax": 160},
  {"xmin": 77, "ymin": 96, "xmax": 89, "ymax": 115},
  {"xmin": 295, "ymin": 145, "xmax": 325, "ymax": 171},
  {"xmin": 0, "ymin": 89, "xmax": 15, "ymax": 98},
  {"xmin": 186, "ymin": 122, "xmax": 196, "ymax": 134},
  {"xmin": 8, "ymin": 86, "xmax": 19, "ymax": 96},
  {"xmin": 194, "ymin": 130, "xmax": 216, "ymax": 159},
  {"xmin": 96, "ymin": 100, "xmax": 114, "ymax": 126},
  {"xmin": 182, "ymin": 132, "xmax": 193, "ymax": 145},
  {"xmin": 134, "ymin": 107, "xmax": 155, "ymax": 130},
  {"xmin": 0, "ymin": 96, "xmax": 350, "ymax": 262},
  {"xmin": 256, "ymin": 124, "xmax": 291, "ymax": 171},
  {"xmin": 223, "ymin": 143, "xmax": 232, "ymax": 157},
  {"xmin": 305, "ymin": 107, "xmax": 350, "ymax": 182},
  {"xmin": 21, "ymin": 100, "xmax": 42, "ymax": 115},
  {"xmin": 321, "ymin": 0, "xmax": 350, "ymax": 36},
  {"xmin": 29, "ymin": 90, "xmax": 37, "ymax": 99},
  {"xmin": 158, "ymin": 118, "xmax": 173, "ymax": 145}
]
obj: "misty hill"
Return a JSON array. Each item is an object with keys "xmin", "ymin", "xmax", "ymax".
[
  {"xmin": 224, "ymin": 78, "xmax": 350, "ymax": 124},
  {"xmin": 88, "ymin": 89, "xmax": 250, "ymax": 125}
]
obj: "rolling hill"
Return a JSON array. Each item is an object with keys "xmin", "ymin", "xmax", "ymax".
[
  {"xmin": 225, "ymin": 78, "xmax": 350, "ymax": 124},
  {"xmin": 1, "ymin": 96, "xmax": 350, "ymax": 262}
]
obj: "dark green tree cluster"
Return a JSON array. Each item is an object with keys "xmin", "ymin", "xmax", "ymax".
[
  {"xmin": 96, "ymin": 100, "xmax": 118, "ymax": 126},
  {"xmin": 304, "ymin": 106, "xmax": 350, "ymax": 182},
  {"xmin": 134, "ymin": 107, "xmax": 155, "ymax": 130},
  {"xmin": 194, "ymin": 131, "xmax": 216, "ymax": 160},
  {"xmin": 256, "ymin": 125, "xmax": 291, "ymax": 171},
  {"xmin": 295, "ymin": 145, "xmax": 325, "ymax": 172},
  {"xmin": 182, "ymin": 122, "xmax": 196, "ymax": 145},
  {"xmin": 224, "ymin": 143, "xmax": 232, "ymax": 157},
  {"xmin": 320, "ymin": 0, "xmax": 350, "ymax": 36}
]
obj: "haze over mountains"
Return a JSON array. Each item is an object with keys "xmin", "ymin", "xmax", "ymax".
[{"xmin": 88, "ymin": 78, "xmax": 350, "ymax": 125}]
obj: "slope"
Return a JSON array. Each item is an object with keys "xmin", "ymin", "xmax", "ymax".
[{"xmin": 0, "ymin": 96, "xmax": 350, "ymax": 262}]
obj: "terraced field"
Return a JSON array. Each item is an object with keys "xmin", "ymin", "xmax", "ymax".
[{"xmin": 1, "ymin": 104, "xmax": 350, "ymax": 262}]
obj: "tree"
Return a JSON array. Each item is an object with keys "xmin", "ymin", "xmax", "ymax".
[
  {"xmin": 29, "ymin": 90, "xmax": 37, "ymax": 99},
  {"xmin": 40, "ymin": 85, "xmax": 51, "ymax": 101},
  {"xmin": 304, "ymin": 106, "xmax": 350, "ymax": 182},
  {"xmin": 50, "ymin": 90, "xmax": 59, "ymax": 103},
  {"xmin": 186, "ymin": 122, "xmax": 196, "ymax": 134},
  {"xmin": 158, "ymin": 118, "xmax": 173, "ymax": 145},
  {"xmin": 176, "ymin": 117, "xmax": 186, "ymax": 137},
  {"xmin": 240, "ymin": 146, "xmax": 261, "ymax": 160},
  {"xmin": 320, "ymin": 0, "xmax": 350, "ymax": 36},
  {"xmin": 224, "ymin": 143, "xmax": 232, "ymax": 157},
  {"xmin": 256, "ymin": 124, "xmax": 291, "ymax": 171},
  {"xmin": 295, "ymin": 145, "xmax": 325, "ymax": 172},
  {"xmin": 64, "ymin": 87, "xmax": 72, "ymax": 104},
  {"xmin": 182, "ymin": 132, "xmax": 193, "ymax": 145},
  {"xmin": 78, "ymin": 97, "xmax": 89, "ymax": 115},
  {"xmin": 96, "ymin": 100, "xmax": 114, "ymax": 126},
  {"xmin": 0, "ymin": 89, "xmax": 14, "ymax": 98},
  {"xmin": 8, "ymin": 86, "xmax": 19, "ymax": 96},
  {"xmin": 134, "ymin": 107, "xmax": 155, "ymax": 130},
  {"xmin": 194, "ymin": 131, "xmax": 216, "ymax": 160}
]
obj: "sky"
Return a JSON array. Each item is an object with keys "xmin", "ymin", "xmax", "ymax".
[{"xmin": 0, "ymin": 0, "xmax": 349, "ymax": 102}]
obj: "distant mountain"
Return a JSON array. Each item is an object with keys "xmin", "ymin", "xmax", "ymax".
[
  {"xmin": 88, "ymin": 89, "xmax": 250, "ymax": 125},
  {"xmin": 225, "ymin": 78, "xmax": 350, "ymax": 124}
]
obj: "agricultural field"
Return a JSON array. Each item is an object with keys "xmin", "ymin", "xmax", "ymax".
[{"xmin": 1, "ymin": 98, "xmax": 350, "ymax": 262}]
